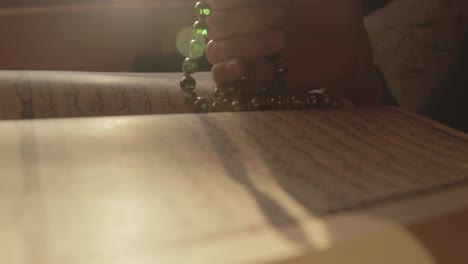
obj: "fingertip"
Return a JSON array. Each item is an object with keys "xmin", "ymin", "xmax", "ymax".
[
  {"xmin": 225, "ymin": 58, "xmax": 245, "ymax": 80},
  {"xmin": 205, "ymin": 40, "xmax": 217, "ymax": 64},
  {"xmin": 212, "ymin": 58, "xmax": 245, "ymax": 85}
]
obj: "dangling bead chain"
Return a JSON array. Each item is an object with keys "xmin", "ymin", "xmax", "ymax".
[{"xmin": 180, "ymin": 1, "xmax": 334, "ymax": 113}]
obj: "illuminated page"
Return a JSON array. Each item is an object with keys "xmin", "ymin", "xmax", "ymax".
[
  {"xmin": 0, "ymin": 71, "xmax": 215, "ymax": 119},
  {"xmin": 0, "ymin": 71, "xmax": 352, "ymax": 120},
  {"xmin": 1, "ymin": 108, "xmax": 467, "ymax": 264}
]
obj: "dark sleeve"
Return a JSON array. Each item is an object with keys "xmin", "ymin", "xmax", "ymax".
[{"xmin": 417, "ymin": 29, "xmax": 468, "ymax": 133}]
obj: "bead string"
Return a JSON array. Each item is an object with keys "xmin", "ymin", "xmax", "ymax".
[{"xmin": 180, "ymin": 1, "xmax": 335, "ymax": 113}]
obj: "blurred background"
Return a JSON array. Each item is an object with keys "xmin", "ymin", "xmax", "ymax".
[
  {"xmin": 0, "ymin": 0, "xmax": 466, "ymax": 109},
  {"xmin": 0, "ymin": 0, "xmax": 202, "ymax": 72},
  {"xmin": 0, "ymin": 0, "xmax": 392, "ymax": 73}
]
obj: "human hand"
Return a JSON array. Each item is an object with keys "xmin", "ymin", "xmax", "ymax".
[{"xmin": 205, "ymin": 0, "xmax": 383, "ymax": 106}]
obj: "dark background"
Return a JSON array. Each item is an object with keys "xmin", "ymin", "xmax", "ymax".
[{"xmin": 0, "ymin": 0, "xmax": 391, "ymax": 72}]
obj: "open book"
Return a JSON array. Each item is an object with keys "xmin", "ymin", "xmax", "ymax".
[
  {"xmin": 1, "ymin": 71, "xmax": 467, "ymax": 264},
  {"xmin": 0, "ymin": 71, "xmax": 216, "ymax": 119}
]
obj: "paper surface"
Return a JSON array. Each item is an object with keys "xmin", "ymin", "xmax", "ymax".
[
  {"xmin": 0, "ymin": 71, "xmax": 352, "ymax": 120},
  {"xmin": 1, "ymin": 107, "xmax": 467, "ymax": 263},
  {"xmin": 0, "ymin": 71, "xmax": 215, "ymax": 119}
]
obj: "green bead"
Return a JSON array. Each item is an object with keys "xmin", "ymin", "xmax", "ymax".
[
  {"xmin": 184, "ymin": 92, "xmax": 197, "ymax": 105},
  {"xmin": 193, "ymin": 20, "xmax": 208, "ymax": 37},
  {"xmin": 195, "ymin": 1, "xmax": 211, "ymax": 18},
  {"xmin": 182, "ymin": 58, "xmax": 198, "ymax": 74},
  {"xmin": 180, "ymin": 75, "xmax": 196, "ymax": 93},
  {"xmin": 176, "ymin": 27, "xmax": 206, "ymax": 59},
  {"xmin": 188, "ymin": 39, "xmax": 205, "ymax": 59},
  {"xmin": 195, "ymin": 97, "xmax": 210, "ymax": 112}
]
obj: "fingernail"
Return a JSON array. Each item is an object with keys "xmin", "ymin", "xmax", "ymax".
[{"xmin": 225, "ymin": 58, "xmax": 241, "ymax": 75}]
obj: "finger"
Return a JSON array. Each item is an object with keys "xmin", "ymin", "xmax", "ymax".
[
  {"xmin": 248, "ymin": 59, "xmax": 274, "ymax": 84},
  {"xmin": 206, "ymin": 4, "xmax": 285, "ymax": 40},
  {"xmin": 283, "ymin": 0, "xmax": 363, "ymax": 36},
  {"xmin": 283, "ymin": 28, "xmax": 357, "ymax": 91},
  {"xmin": 206, "ymin": 30, "xmax": 284, "ymax": 65},
  {"xmin": 211, "ymin": 58, "xmax": 246, "ymax": 85},
  {"xmin": 206, "ymin": 0, "xmax": 263, "ymax": 11}
]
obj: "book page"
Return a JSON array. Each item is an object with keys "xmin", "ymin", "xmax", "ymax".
[
  {"xmin": 1, "ymin": 107, "xmax": 467, "ymax": 263},
  {"xmin": 0, "ymin": 71, "xmax": 351, "ymax": 120},
  {"xmin": 0, "ymin": 71, "xmax": 215, "ymax": 119}
]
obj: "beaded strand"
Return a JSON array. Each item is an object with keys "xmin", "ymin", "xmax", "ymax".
[{"xmin": 179, "ymin": 1, "xmax": 335, "ymax": 113}]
